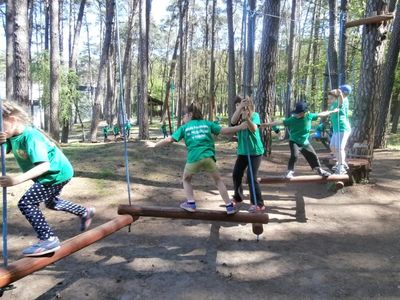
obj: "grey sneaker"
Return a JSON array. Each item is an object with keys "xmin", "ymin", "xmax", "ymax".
[
  {"xmin": 315, "ymin": 167, "xmax": 331, "ymax": 177},
  {"xmin": 180, "ymin": 201, "xmax": 196, "ymax": 212},
  {"xmin": 80, "ymin": 207, "xmax": 96, "ymax": 231},
  {"xmin": 335, "ymin": 164, "xmax": 347, "ymax": 175},
  {"xmin": 285, "ymin": 170, "xmax": 295, "ymax": 179},
  {"xmin": 226, "ymin": 203, "xmax": 237, "ymax": 215},
  {"xmin": 22, "ymin": 237, "xmax": 61, "ymax": 257}
]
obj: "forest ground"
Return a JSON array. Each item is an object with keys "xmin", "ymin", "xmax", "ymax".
[{"xmin": 1, "ymin": 124, "xmax": 400, "ymax": 300}]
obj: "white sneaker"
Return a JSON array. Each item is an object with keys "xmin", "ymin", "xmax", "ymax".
[
  {"xmin": 285, "ymin": 170, "xmax": 295, "ymax": 179},
  {"xmin": 335, "ymin": 164, "xmax": 347, "ymax": 175}
]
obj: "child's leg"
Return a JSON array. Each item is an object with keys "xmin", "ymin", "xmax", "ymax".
[
  {"xmin": 210, "ymin": 171, "xmax": 231, "ymax": 205},
  {"xmin": 288, "ymin": 141, "xmax": 300, "ymax": 171},
  {"xmin": 18, "ymin": 183, "xmax": 58, "ymax": 240},
  {"xmin": 330, "ymin": 133, "xmax": 339, "ymax": 161},
  {"xmin": 44, "ymin": 181, "xmax": 86, "ymax": 216},
  {"xmin": 246, "ymin": 155, "xmax": 264, "ymax": 207},
  {"xmin": 182, "ymin": 171, "xmax": 195, "ymax": 201},
  {"xmin": 338, "ymin": 131, "xmax": 351, "ymax": 165},
  {"xmin": 300, "ymin": 143, "xmax": 320, "ymax": 169},
  {"xmin": 232, "ymin": 155, "xmax": 247, "ymax": 201}
]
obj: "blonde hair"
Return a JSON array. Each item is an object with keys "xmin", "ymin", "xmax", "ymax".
[
  {"xmin": 245, "ymin": 96, "xmax": 255, "ymax": 116},
  {"xmin": 1, "ymin": 100, "xmax": 31, "ymax": 124}
]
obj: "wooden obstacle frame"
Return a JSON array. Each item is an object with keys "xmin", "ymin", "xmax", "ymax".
[
  {"xmin": 345, "ymin": 14, "xmax": 394, "ymax": 29},
  {"xmin": 0, "ymin": 205, "xmax": 268, "ymax": 290}
]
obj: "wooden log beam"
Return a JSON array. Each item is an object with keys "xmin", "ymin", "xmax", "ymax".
[
  {"xmin": 118, "ymin": 205, "xmax": 269, "ymax": 224},
  {"xmin": 346, "ymin": 14, "xmax": 393, "ymax": 28},
  {"xmin": 0, "ymin": 215, "xmax": 137, "ymax": 289},
  {"xmin": 258, "ymin": 174, "xmax": 350, "ymax": 184}
]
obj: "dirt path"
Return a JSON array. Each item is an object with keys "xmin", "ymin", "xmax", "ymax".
[{"xmin": 1, "ymin": 140, "xmax": 400, "ymax": 300}]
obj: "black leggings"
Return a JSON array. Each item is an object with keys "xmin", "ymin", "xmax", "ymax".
[
  {"xmin": 232, "ymin": 155, "xmax": 264, "ymax": 207},
  {"xmin": 288, "ymin": 141, "xmax": 321, "ymax": 171}
]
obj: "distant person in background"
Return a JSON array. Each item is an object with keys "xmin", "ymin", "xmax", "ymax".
[
  {"xmin": 161, "ymin": 122, "xmax": 168, "ymax": 138},
  {"xmin": 124, "ymin": 121, "xmax": 132, "ymax": 139},
  {"xmin": 113, "ymin": 123, "xmax": 120, "ymax": 141},
  {"xmin": 103, "ymin": 123, "xmax": 110, "ymax": 141}
]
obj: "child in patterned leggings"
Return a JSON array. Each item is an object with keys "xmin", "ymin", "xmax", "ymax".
[{"xmin": 0, "ymin": 101, "xmax": 95, "ymax": 256}]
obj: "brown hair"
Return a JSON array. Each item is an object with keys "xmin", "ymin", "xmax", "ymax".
[
  {"xmin": 234, "ymin": 96, "xmax": 243, "ymax": 105},
  {"xmin": 328, "ymin": 89, "xmax": 340, "ymax": 98},
  {"xmin": 186, "ymin": 103, "xmax": 203, "ymax": 120}
]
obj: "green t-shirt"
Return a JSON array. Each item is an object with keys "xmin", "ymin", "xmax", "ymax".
[
  {"xmin": 236, "ymin": 112, "xmax": 264, "ymax": 156},
  {"xmin": 6, "ymin": 127, "xmax": 73, "ymax": 185},
  {"xmin": 161, "ymin": 124, "xmax": 167, "ymax": 133},
  {"xmin": 283, "ymin": 112, "xmax": 318, "ymax": 146},
  {"xmin": 103, "ymin": 126, "xmax": 109, "ymax": 134},
  {"xmin": 113, "ymin": 126, "xmax": 120, "ymax": 134},
  {"xmin": 329, "ymin": 97, "xmax": 351, "ymax": 133},
  {"xmin": 172, "ymin": 120, "xmax": 221, "ymax": 163}
]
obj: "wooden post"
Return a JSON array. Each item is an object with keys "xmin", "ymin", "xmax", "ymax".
[
  {"xmin": 118, "ymin": 205, "xmax": 269, "ymax": 224},
  {"xmin": 0, "ymin": 215, "xmax": 136, "ymax": 288},
  {"xmin": 345, "ymin": 14, "xmax": 393, "ymax": 28}
]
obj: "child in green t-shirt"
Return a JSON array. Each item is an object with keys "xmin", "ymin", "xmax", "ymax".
[
  {"xmin": 146, "ymin": 103, "xmax": 246, "ymax": 214},
  {"xmin": 262, "ymin": 101, "xmax": 337, "ymax": 179},
  {"xmin": 103, "ymin": 123, "xmax": 110, "ymax": 140},
  {"xmin": 161, "ymin": 122, "xmax": 168, "ymax": 138},
  {"xmin": 113, "ymin": 124, "xmax": 120, "ymax": 141},
  {"xmin": 0, "ymin": 101, "xmax": 95, "ymax": 257},
  {"xmin": 124, "ymin": 121, "xmax": 132, "ymax": 138}
]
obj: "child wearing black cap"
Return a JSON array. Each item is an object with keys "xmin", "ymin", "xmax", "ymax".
[{"xmin": 262, "ymin": 101, "xmax": 337, "ymax": 178}]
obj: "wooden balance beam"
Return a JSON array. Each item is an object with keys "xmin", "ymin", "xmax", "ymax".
[
  {"xmin": 346, "ymin": 14, "xmax": 393, "ymax": 28},
  {"xmin": 118, "ymin": 205, "xmax": 269, "ymax": 224},
  {"xmin": 258, "ymin": 174, "xmax": 350, "ymax": 184},
  {"xmin": 0, "ymin": 214, "xmax": 136, "ymax": 289}
]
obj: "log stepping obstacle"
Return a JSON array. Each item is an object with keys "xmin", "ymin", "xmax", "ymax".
[
  {"xmin": 0, "ymin": 206, "xmax": 268, "ymax": 291},
  {"xmin": 118, "ymin": 204, "xmax": 269, "ymax": 238},
  {"xmin": 319, "ymin": 156, "xmax": 371, "ymax": 183},
  {"xmin": 0, "ymin": 215, "xmax": 137, "ymax": 291}
]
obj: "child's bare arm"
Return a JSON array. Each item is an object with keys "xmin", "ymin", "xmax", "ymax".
[
  {"xmin": 146, "ymin": 137, "xmax": 175, "ymax": 148},
  {"xmin": 260, "ymin": 120, "xmax": 283, "ymax": 129},
  {"xmin": 220, "ymin": 122, "xmax": 247, "ymax": 135},
  {"xmin": 0, "ymin": 162, "xmax": 50, "ymax": 187}
]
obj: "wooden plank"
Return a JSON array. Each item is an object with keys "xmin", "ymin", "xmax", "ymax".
[
  {"xmin": 258, "ymin": 174, "xmax": 350, "ymax": 184},
  {"xmin": 346, "ymin": 14, "xmax": 393, "ymax": 28},
  {"xmin": 0, "ymin": 215, "xmax": 137, "ymax": 289},
  {"xmin": 118, "ymin": 205, "xmax": 269, "ymax": 224}
]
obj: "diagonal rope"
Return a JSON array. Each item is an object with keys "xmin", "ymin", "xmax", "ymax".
[{"xmin": 0, "ymin": 98, "xmax": 8, "ymax": 268}]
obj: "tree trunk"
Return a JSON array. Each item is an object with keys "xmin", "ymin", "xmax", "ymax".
[
  {"xmin": 338, "ymin": 0, "xmax": 348, "ymax": 85},
  {"xmin": 45, "ymin": 0, "xmax": 50, "ymax": 51},
  {"xmin": 89, "ymin": 0, "xmax": 114, "ymax": 142},
  {"xmin": 13, "ymin": 0, "xmax": 30, "ymax": 105},
  {"xmin": 69, "ymin": 0, "xmax": 87, "ymax": 70},
  {"xmin": 226, "ymin": 0, "xmax": 236, "ymax": 121},
  {"xmin": 285, "ymin": 0, "xmax": 296, "ymax": 117},
  {"xmin": 327, "ymin": 0, "xmax": 339, "ymax": 89},
  {"xmin": 6, "ymin": 0, "xmax": 14, "ymax": 101},
  {"xmin": 391, "ymin": 94, "xmax": 400, "ymax": 134},
  {"xmin": 208, "ymin": 0, "xmax": 216, "ymax": 120},
  {"xmin": 374, "ymin": 0, "xmax": 400, "ymax": 148},
  {"xmin": 243, "ymin": 0, "xmax": 256, "ymax": 96},
  {"xmin": 255, "ymin": 0, "xmax": 280, "ymax": 122},
  {"xmin": 310, "ymin": 0, "xmax": 321, "ymax": 107},
  {"xmin": 138, "ymin": 0, "xmax": 150, "ymax": 139},
  {"xmin": 348, "ymin": 0, "xmax": 390, "ymax": 160},
  {"xmin": 123, "ymin": 0, "xmax": 139, "ymax": 120},
  {"xmin": 49, "ymin": 0, "xmax": 60, "ymax": 141}
]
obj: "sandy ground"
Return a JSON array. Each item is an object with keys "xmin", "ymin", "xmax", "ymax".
[{"xmin": 1, "ymin": 137, "xmax": 400, "ymax": 300}]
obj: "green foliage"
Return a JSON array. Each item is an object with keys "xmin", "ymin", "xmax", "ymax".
[{"xmin": 31, "ymin": 51, "xmax": 81, "ymax": 123}]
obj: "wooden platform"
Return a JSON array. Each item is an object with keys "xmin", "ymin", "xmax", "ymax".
[
  {"xmin": 258, "ymin": 174, "xmax": 349, "ymax": 184},
  {"xmin": 118, "ymin": 205, "xmax": 269, "ymax": 224},
  {"xmin": 319, "ymin": 155, "xmax": 371, "ymax": 183}
]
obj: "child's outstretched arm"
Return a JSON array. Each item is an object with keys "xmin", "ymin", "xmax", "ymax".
[
  {"xmin": 0, "ymin": 161, "xmax": 50, "ymax": 187},
  {"xmin": 220, "ymin": 122, "xmax": 247, "ymax": 135},
  {"xmin": 260, "ymin": 120, "xmax": 283, "ymax": 129},
  {"xmin": 145, "ymin": 137, "xmax": 175, "ymax": 148},
  {"xmin": 317, "ymin": 108, "xmax": 339, "ymax": 117}
]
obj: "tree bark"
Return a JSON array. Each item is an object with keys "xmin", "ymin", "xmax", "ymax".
[
  {"xmin": 327, "ymin": 0, "xmax": 339, "ymax": 89},
  {"xmin": 285, "ymin": 0, "xmax": 296, "ymax": 117},
  {"xmin": 49, "ymin": 0, "xmax": 60, "ymax": 141},
  {"xmin": 137, "ymin": 0, "xmax": 150, "ymax": 139},
  {"xmin": 391, "ymin": 94, "xmax": 400, "ymax": 133},
  {"xmin": 6, "ymin": 0, "xmax": 14, "ymax": 101},
  {"xmin": 338, "ymin": 0, "xmax": 348, "ymax": 85},
  {"xmin": 13, "ymin": 0, "xmax": 30, "ymax": 105},
  {"xmin": 226, "ymin": 0, "xmax": 236, "ymax": 121},
  {"xmin": 208, "ymin": 0, "xmax": 216, "ymax": 120},
  {"xmin": 69, "ymin": 0, "xmax": 87, "ymax": 70},
  {"xmin": 243, "ymin": 0, "xmax": 256, "ymax": 96},
  {"xmin": 374, "ymin": 0, "xmax": 400, "ymax": 148},
  {"xmin": 89, "ymin": 0, "xmax": 114, "ymax": 142},
  {"xmin": 348, "ymin": 0, "xmax": 390, "ymax": 160}
]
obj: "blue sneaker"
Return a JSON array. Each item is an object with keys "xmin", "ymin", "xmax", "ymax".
[
  {"xmin": 226, "ymin": 203, "xmax": 237, "ymax": 215},
  {"xmin": 80, "ymin": 207, "xmax": 96, "ymax": 231},
  {"xmin": 22, "ymin": 237, "xmax": 61, "ymax": 257},
  {"xmin": 180, "ymin": 201, "xmax": 196, "ymax": 212}
]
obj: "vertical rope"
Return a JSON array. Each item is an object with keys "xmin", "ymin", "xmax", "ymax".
[
  {"xmin": 115, "ymin": 0, "xmax": 132, "ymax": 208},
  {"xmin": 0, "ymin": 99, "xmax": 8, "ymax": 267}
]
